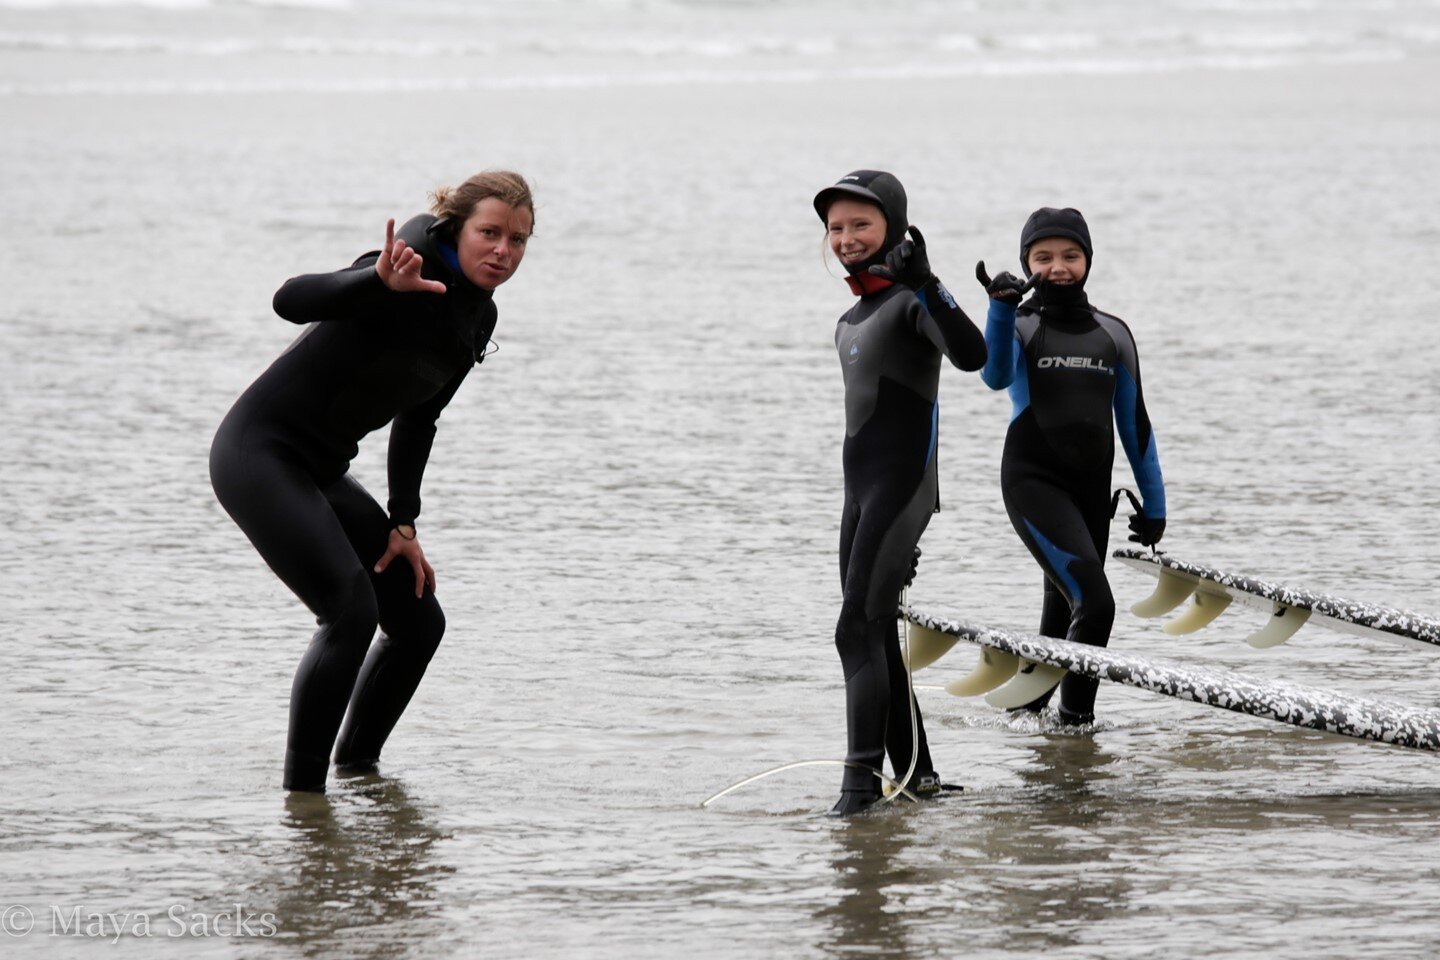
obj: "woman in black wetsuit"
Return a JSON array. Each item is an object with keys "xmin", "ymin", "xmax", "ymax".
[
  {"xmin": 210, "ymin": 170, "xmax": 533, "ymax": 792},
  {"xmin": 977, "ymin": 207, "xmax": 1167, "ymax": 726},
  {"xmin": 814, "ymin": 170, "xmax": 987, "ymax": 814}
]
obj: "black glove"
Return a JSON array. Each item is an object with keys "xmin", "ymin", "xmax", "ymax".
[
  {"xmin": 1128, "ymin": 514, "xmax": 1166, "ymax": 547},
  {"xmin": 869, "ymin": 226, "xmax": 933, "ymax": 288},
  {"xmin": 903, "ymin": 546, "xmax": 921, "ymax": 588},
  {"xmin": 975, "ymin": 261, "xmax": 1040, "ymax": 306},
  {"xmin": 1110, "ymin": 487, "xmax": 1165, "ymax": 547}
]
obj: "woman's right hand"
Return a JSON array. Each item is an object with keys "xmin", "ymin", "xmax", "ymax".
[
  {"xmin": 375, "ymin": 218, "xmax": 448, "ymax": 295},
  {"xmin": 374, "ymin": 525, "xmax": 437, "ymax": 599}
]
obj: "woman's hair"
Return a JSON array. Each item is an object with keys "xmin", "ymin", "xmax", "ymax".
[{"xmin": 429, "ymin": 170, "xmax": 535, "ymax": 233}]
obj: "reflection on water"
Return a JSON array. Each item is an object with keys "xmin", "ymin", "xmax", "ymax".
[
  {"xmin": 811, "ymin": 733, "xmax": 1440, "ymax": 960},
  {"xmin": 969, "ymin": 734, "xmax": 1132, "ymax": 952},
  {"xmin": 816, "ymin": 816, "xmax": 921, "ymax": 956},
  {"xmin": 1011, "ymin": 727, "xmax": 1124, "ymax": 796},
  {"xmin": 814, "ymin": 734, "xmax": 1129, "ymax": 958},
  {"xmin": 258, "ymin": 776, "xmax": 453, "ymax": 953}
]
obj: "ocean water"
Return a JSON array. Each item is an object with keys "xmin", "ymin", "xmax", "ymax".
[{"xmin": 3, "ymin": 1, "xmax": 1440, "ymax": 957}]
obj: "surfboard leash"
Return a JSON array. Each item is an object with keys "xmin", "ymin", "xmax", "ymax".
[{"xmin": 699, "ymin": 590, "xmax": 923, "ymax": 811}]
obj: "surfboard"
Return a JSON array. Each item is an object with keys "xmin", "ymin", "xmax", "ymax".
[
  {"xmin": 900, "ymin": 605, "xmax": 1440, "ymax": 752},
  {"xmin": 1113, "ymin": 548, "xmax": 1440, "ymax": 651}
]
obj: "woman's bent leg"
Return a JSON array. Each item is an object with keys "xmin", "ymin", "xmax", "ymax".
[
  {"xmin": 287, "ymin": 568, "xmax": 379, "ymax": 788},
  {"xmin": 210, "ymin": 430, "xmax": 378, "ymax": 792},
  {"xmin": 322, "ymin": 476, "xmax": 448, "ymax": 768}
]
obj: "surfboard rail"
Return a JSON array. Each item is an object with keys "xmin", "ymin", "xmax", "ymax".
[{"xmin": 901, "ymin": 605, "xmax": 1440, "ymax": 752}]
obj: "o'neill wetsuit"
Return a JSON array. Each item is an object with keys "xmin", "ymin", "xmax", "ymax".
[
  {"xmin": 209, "ymin": 214, "xmax": 496, "ymax": 791},
  {"xmin": 979, "ymin": 207, "xmax": 1164, "ymax": 723},
  {"xmin": 816, "ymin": 171, "xmax": 987, "ymax": 811}
]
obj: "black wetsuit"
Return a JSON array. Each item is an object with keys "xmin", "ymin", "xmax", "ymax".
[
  {"xmin": 209, "ymin": 214, "xmax": 495, "ymax": 791},
  {"xmin": 979, "ymin": 289, "xmax": 1164, "ymax": 720},
  {"xmin": 834, "ymin": 272, "xmax": 986, "ymax": 797}
]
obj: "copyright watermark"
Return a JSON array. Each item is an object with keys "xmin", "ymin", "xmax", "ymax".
[
  {"xmin": 2, "ymin": 904, "xmax": 277, "ymax": 942},
  {"xmin": 2, "ymin": 905, "xmax": 35, "ymax": 936}
]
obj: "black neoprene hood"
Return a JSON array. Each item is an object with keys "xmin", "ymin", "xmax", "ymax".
[
  {"xmin": 813, "ymin": 170, "xmax": 909, "ymax": 267},
  {"xmin": 1020, "ymin": 206, "xmax": 1093, "ymax": 273}
]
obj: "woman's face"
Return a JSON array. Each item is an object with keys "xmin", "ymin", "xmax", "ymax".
[
  {"xmin": 456, "ymin": 198, "xmax": 533, "ymax": 290},
  {"xmin": 1025, "ymin": 237, "xmax": 1087, "ymax": 284},
  {"xmin": 826, "ymin": 198, "xmax": 887, "ymax": 268}
]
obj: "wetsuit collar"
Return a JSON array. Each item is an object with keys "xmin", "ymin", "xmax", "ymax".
[
  {"xmin": 432, "ymin": 241, "xmax": 495, "ymax": 300},
  {"xmin": 438, "ymin": 241, "xmax": 462, "ymax": 277},
  {"xmin": 423, "ymin": 218, "xmax": 490, "ymax": 298},
  {"xmin": 845, "ymin": 273, "xmax": 894, "ymax": 297},
  {"xmin": 1032, "ymin": 281, "xmax": 1090, "ymax": 320},
  {"xmin": 428, "ymin": 235, "xmax": 493, "ymax": 363}
]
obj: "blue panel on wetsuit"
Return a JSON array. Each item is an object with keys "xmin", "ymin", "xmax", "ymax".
[
  {"xmin": 1009, "ymin": 355, "xmax": 1031, "ymax": 423},
  {"xmin": 925, "ymin": 402, "xmax": 938, "ymax": 466},
  {"xmin": 1023, "ymin": 517, "xmax": 1083, "ymax": 604},
  {"xmin": 1114, "ymin": 365, "xmax": 1165, "ymax": 515}
]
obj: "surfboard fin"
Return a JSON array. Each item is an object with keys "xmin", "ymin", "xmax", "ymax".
[
  {"xmin": 904, "ymin": 620, "xmax": 960, "ymax": 671},
  {"xmin": 943, "ymin": 647, "xmax": 1021, "ymax": 697},
  {"xmin": 1131, "ymin": 568, "xmax": 1196, "ymax": 618},
  {"xmin": 983, "ymin": 660, "xmax": 1066, "ymax": 708},
  {"xmin": 1245, "ymin": 603, "xmax": 1312, "ymax": 649},
  {"xmin": 1162, "ymin": 589, "xmax": 1233, "ymax": 635}
]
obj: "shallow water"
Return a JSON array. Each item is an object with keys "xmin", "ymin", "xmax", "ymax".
[{"xmin": 3, "ymin": 2, "xmax": 1440, "ymax": 957}]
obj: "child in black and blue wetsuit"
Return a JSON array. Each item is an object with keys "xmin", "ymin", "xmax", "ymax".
[
  {"xmin": 976, "ymin": 207, "xmax": 1167, "ymax": 725},
  {"xmin": 815, "ymin": 170, "xmax": 988, "ymax": 813}
]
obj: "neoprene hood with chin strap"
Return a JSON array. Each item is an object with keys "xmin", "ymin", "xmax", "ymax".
[{"xmin": 813, "ymin": 170, "xmax": 909, "ymax": 275}]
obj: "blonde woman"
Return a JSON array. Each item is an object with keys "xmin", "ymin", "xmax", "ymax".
[{"xmin": 210, "ymin": 171, "xmax": 534, "ymax": 792}]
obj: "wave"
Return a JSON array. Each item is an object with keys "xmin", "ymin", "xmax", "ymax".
[
  {"xmin": 0, "ymin": 0, "xmax": 349, "ymax": 8},
  {"xmin": 0, "ymin": 30, "xmax": 498, "ymax": 55},
  {"xmin": 0, "ymin": 31, "xmax": 843, "ymax": 59},
  {"xmin": 0, "ymin": 47, "xmax": 1406, "ymax": 97},
  {"xmin": 0, "ymin": 25, "xmax": 1423, "ymax": 59}
]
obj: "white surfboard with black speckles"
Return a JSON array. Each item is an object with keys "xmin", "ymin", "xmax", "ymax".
[{"xmin": 901, "ymin": 606, "xmax": 1440, "ymax": 752}]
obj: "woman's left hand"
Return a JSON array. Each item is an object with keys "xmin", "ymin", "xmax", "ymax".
[
  {"xmin": 376, "ymin": 218, "xmax": 448, "ymax": 295},
  {"xmin": 374, "ymin": 526, "xmax": 437, "ymax": 598}
]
